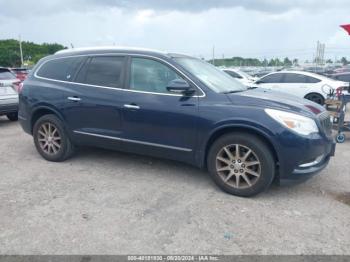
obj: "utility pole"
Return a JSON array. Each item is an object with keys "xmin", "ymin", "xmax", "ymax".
[
  {"xmin": 212, "ymin": 45, "xmax": 215, "ymax": 66},
  {"xmin": 19, "ymin": 35, "xmax": 24, "ymax": 67}
]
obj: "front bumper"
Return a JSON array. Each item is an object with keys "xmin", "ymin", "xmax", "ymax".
[{"xmin": 276, "ymin": 131, "xmax": 336, "ymax": 183}]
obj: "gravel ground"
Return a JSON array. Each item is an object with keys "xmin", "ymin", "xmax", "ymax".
[{"xmin": 0, "ymin": 117, "xmax": 349, "ymax": 255}]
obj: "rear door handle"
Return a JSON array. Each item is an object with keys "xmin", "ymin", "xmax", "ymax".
[
  {"xmin": 124, "ymin": 104, "xmax": 140, "ymax": 110},
  {"xmin": 67, "ymin": 96, "xmax": 81, "ymax": 102}
]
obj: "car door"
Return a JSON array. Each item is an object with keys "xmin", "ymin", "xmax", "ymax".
[
  {"xmin": 120, "ymin": 56, "xmax": 200, "ymax": 162},
  {"xmin": 279, "ymin": 73, "xmax": 322, "ymax": 98},
  {"xmin": 59, "ymin": 55, "xmax": 127, "ymax": 144}
]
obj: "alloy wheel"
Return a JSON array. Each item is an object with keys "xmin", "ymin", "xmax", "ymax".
[
  {"xmin": 216, "ymin": 144, "xmax": 261, "ymax": 189},
  {"xmin": 37, "ymin": 122, "xmax": 62, "ymax": 155}
]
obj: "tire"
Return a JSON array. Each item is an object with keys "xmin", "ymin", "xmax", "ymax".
[
  {"xmin": 207, "ymin": 133, "xmax": 275, "ymax": 197},
  {"xmin": 304, "ymin": 93, "xmax": 325, "ymax": 105},
  {"xmin": 33, "ymin": 114, "xmax": 75, "ymax": 162},
  {"xmin": 6, "ymin": 112, "xmax": 18, "ymax": 121}
]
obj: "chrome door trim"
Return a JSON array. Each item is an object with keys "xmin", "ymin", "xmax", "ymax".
[
  {"xmin": 74, "ymin": 130, "xmax": 193, "ymax": 152},
  {"xmin": 67, "ymin": 96, "xmax": 81, "ymax": 101},
  {"xmin": 123, "ymin": 104, "xmax": 140, "ymax": 109}
]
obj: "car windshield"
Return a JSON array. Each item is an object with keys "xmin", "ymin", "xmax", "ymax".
[{"xmin": 173, "ymin": 57, "xmax": 247, "ymax": 93}]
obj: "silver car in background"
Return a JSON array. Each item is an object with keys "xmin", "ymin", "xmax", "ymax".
[{"xmin": 0, "ymin": 67, "xmax": 20, "ymax": 121}]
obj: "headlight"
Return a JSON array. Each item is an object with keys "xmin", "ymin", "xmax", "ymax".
[{"xmin": 265, "ymin": 109, "xmax": 318, "ymax": 136}]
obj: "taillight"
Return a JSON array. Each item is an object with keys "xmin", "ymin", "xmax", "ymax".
[{"xmin": 336, "ymin": 87, "xmax": 344, "ymax": 97}]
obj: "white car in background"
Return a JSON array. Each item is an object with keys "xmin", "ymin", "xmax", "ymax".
[
  {"xmin": 222, "ymin": 68, "xmax": 257, "ymax": 87},
  {"xmin": 0, "ymin": 67, "xmax": 20, "ymax": 121},
  {"xmin": 254, "ymin": 71, "xmax": 349, "ymax": 105}
]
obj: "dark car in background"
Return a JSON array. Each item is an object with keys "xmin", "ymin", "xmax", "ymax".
[
  {"xmin": 0, "ymin": 67, "xmax": 20, "ymax": 121},
  {"xmin": 19, "ymin": 47, "xmax": 335, "ymax": 197},
  {"xmin": 327, "ymin": 72, "xmax": 350, "ymax": 93}
]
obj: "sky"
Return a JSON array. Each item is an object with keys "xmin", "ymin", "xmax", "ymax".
[{"xmin": 0, "ymin": 0, "xmax": 350, "ymax": 61}]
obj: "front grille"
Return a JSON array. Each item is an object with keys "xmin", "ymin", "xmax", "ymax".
[{"xmin": 318, "ymin": 111, "xmax": 332, "ymax": 136}]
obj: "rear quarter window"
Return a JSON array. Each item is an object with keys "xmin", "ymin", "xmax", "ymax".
[{"xmin": 36, "ymin": 57, "xmax": 85, "ymax": 81}]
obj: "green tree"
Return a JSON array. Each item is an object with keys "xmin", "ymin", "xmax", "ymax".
[
  {"xmin": 0, "ymin": 39, "xmax": 66, "ymax": 67},
  {"xmin": 283, "ymin": 57, "xmax": 292, "ymax": 66},
  {"xmin": 340, "ymin": 57, "xmax": 348, "ymax": 65}
]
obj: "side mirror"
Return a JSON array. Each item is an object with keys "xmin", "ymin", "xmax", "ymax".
[{"xmin": 166, "ymin": 79, "xmax": 193, "ymax": 94}]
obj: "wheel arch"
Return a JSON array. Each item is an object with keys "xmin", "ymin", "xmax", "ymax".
[
  {"xmin": 30, "ymin": 106, "xmax": 65, "ymax": 134},
  {"xmin": 203, "ymin": 125, "xmax": 280, "ymax": 170},
  {"xmin": 304, "ymin": 92, "xmax": 326, "ymax": 103}
]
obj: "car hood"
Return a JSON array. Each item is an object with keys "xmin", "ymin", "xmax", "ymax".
[{"xmin": 226, "ymin": 88, "xmax": 325, "ymax": 117}]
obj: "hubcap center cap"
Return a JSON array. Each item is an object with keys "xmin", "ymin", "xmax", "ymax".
[{"xmin": 231, "ymin": 162, "xmax": 243, "ymax": 170}]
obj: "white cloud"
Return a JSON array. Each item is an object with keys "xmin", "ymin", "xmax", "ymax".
[{"xmin": 0, "ymin": 0, "xmax": 349, "ymax": 61}]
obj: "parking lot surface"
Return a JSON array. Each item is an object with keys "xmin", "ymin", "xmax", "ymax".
[{"xmin": 0, "ymin": 117, "xmax": 349, "ymax": 255}]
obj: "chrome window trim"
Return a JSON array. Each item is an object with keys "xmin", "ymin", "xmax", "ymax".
[
  {"xmin": 34, "ymin": 53, "xmax": 206, "ymax": 98},
  {"xmin": 74, "ymin": 130, "xmax": 193, "ymax": 152}
]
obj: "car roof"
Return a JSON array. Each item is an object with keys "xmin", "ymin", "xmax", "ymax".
[{"xmin": 55, "ymin": 46, "xmax": 169, "ymax": 57}]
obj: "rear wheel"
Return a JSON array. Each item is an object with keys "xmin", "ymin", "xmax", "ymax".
[
  {"xmin": 207, "ymin": 133, "xmax": 275, "ymax": 197},
  {"xmin": 33, "ymin": 114, "xmax": 74, "ymax": 162},
  {"xmin": 304, "ymin": 93, "xmax": 324, "ymax": 105},
  {"xmin": 6, "ymin": 112, "xmax": 18, "ymax": 121}
]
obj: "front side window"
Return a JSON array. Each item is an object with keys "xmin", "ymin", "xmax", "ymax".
[
  {"xmin": 36, "ymin": 57, "xmax": 84, "ymax": 81},
  {"xmin": 259, "ymin": 73, "xmax": 284, "ymax": 83},
  {"xmin": 78, "ymin": 56, "xmax": 125, "ymax": 88},
  {"xmin": 130, "ymin": 58, "xmax": 182, "ymax": 93}
]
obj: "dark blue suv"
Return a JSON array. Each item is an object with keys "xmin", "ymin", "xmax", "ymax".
[{"xmin": 19, "ymin": 47, "xmax": 335, "ymax": 197}]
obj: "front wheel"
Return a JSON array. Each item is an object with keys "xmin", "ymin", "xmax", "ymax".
[
  {"xmin": 33, "ymin": 114, "xmax": 75, "ymax": 162},
  {"xmin": 207, "ymin": 133, "xmax": 275, "ymax": 197}
]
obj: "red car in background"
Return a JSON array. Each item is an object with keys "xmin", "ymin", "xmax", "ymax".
[{"xmin": 10, "ymin": 68, "xmax": 29, "ymax": 81}]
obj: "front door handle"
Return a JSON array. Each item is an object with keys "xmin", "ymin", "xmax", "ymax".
[
  {"xmin": 67, "ymin": 96, "xmax": 81, "ymax": 102},
  {"xmin": 124, "ymin": 104, "xmax": 140, "ymax": 110}
]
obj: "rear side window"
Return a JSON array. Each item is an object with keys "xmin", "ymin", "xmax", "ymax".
[
  {"xmin": 305, "ymin": 76, "xmax": 321, "ymax": 83},
  {"xmin": 36, "ymin": 57, "xmax": 84, "ymax": 81},
  {"xmin": 76, "ymin": 56, "xmax": 125, "ymax": 88},
  {"xmin": 284, "ymin": 73, "xmax": 309, "ymax": 83},
  {"xmin": 259, "ymin": 73, "xmax": 284, "ymax": 83}
]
